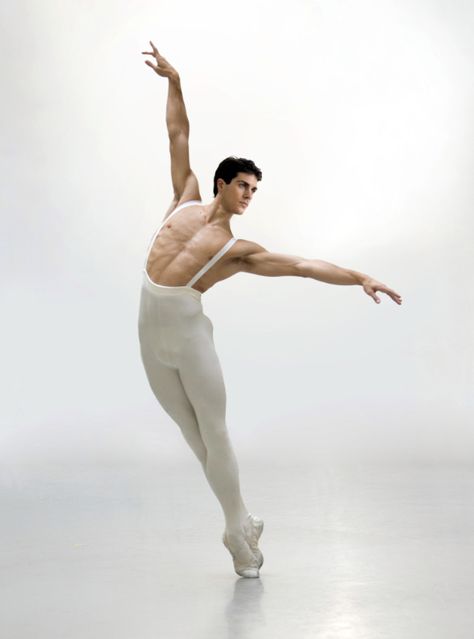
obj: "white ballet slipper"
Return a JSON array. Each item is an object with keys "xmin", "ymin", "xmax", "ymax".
[
  {"xmin": 223, "ymin": 513, "xmax": 264, "ymax": 572},
  {"xmin": 222, "ymin": 530, "xmax": 260, "ymax": 578},
  {"xmin": 243, "ymin": 513, "xmax": 264, "ymax": 568}
]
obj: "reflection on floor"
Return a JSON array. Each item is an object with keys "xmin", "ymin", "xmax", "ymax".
[{"xmin": 2, "ymin": 458, "xmax": 473, "ymax": 639}]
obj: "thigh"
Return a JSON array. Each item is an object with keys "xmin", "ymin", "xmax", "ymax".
[
  {"xmin": 177, "ymin": 327, "xmax": 228, "ymax": 433},
  {"xmin": 140, "ymin": 344, "xmax": 207, "ymax": 460}
]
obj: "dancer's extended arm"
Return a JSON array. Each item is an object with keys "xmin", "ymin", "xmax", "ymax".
[
  {"xmin": 141, "ymin": 40, "xmax": 201, "ymax": 210},
  {"xmin": 237, "ymin": 241, "xmax": 402, "ymax": 305}
]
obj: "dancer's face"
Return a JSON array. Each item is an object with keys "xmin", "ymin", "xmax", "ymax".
[{"xmin": 219, "ymin": 172, "xmax": 258, "ymax": 214}]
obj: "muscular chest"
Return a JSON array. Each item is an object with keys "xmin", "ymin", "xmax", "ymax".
[{"xmin": 145, "ymin": 212, "xmax": 238, "ymax": 288}]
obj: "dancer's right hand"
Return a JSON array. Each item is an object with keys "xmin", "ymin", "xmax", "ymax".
[{"xmin": 141, "ymin": 41, "xmax": 179, "ymax": 81}]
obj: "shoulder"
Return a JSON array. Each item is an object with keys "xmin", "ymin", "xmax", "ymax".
[{"xmin": 232, "ymin": 239, "xmax": 268, "ymax": 264}]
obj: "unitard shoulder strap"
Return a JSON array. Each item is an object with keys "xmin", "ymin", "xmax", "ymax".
[
  {"xmin": 186, "ymin": 237, "xmax": 238, "ymax": 287},
  {"xmin": 142, "ymin": 200, "xmax": 203, "ymax": 270}
]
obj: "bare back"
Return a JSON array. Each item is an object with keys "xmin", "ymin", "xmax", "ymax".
[{"xmin": 144, "ymin": 202, "xmax": 243, "ymax": 293}]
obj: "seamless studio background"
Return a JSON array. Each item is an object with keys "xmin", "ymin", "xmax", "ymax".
[
  {"xmin": 2, "ymin": 0, "xmax": 471, "ymax": 467},
  {"xmin": 1, "ymin": 2, "xmax": 474, "ymax": 638}
]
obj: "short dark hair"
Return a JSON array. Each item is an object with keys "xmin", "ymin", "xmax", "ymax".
[{"xmin": 212, "ymin": 156, "xmax": 262, "ymax": 196}]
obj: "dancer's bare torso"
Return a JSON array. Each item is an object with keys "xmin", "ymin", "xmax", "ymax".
[{"xmin": 145, "ymin": 200, "xmax": 249, "ymax": 294}]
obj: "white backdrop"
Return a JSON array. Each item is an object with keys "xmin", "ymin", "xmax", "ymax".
[{"xmin": 1, "ymin": 0, "xmax": 472, "ymax": 465}]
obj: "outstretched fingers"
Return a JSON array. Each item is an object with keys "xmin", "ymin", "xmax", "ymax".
[
  {"xmin": 375, "ymin": 286, "xmax": 403, "ymax": 305},
  {"xmin": 387, "ymin": 289, "xmax": 403, "ymax": 305},
  {"xmin": 141, "ymin": 41, "xmax": 159, "ymax": 56},
  {"xmin": 141, "ymin": 40, "xmax": 161, "ymax": 70},
  {"xmin": 364, "ymin": 280, "xmax": 403, "ymax": 305},
  {"xmin": 378, "ymin": 284, "xmax": 402, "ymax": 304},
  {"xmin": 140, "ymin": 41, "xmax": 177, "ymax": 79}
]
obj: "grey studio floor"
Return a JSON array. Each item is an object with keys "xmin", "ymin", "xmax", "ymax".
[{"xmin": 2, "ymin": 457, "xmax": 474, "ymax": 639}]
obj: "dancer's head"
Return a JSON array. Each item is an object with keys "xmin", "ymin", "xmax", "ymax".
[{"xmin": 213, "ymin": 156, "xmax": 262, "ymax": 213}]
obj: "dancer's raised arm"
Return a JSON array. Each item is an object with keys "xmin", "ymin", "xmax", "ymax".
[
  {"xmin": 237, "ymin": 240, "xmax": 403, "ymax": 305},
  {"xmin": 141, "ymin": 40, "xmax": 201, "ymax": 209}
]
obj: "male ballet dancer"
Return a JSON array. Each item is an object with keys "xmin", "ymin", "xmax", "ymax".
[{"xmin": 138, "ymin": 41, "xmax": 403, "ymax": 579}]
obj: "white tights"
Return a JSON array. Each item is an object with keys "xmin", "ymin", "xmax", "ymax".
[{"xmin": 138, "ymin": 272, "xmax": 249, "ymax": 532}]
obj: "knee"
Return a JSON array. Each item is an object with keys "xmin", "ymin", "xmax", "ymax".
[{"xmin": 200, "ymin": 423, "xmax": 231, "ymax": 453}]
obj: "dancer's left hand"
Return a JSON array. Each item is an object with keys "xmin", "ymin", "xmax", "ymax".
[{"xmin": 362, "ymin": 278, "xmax": 402, "ymax": 305}]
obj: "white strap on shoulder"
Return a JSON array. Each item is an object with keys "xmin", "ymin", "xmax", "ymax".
[{"xmin": 186, "ymin": 237, "xmax": 238, "ymax": 287}]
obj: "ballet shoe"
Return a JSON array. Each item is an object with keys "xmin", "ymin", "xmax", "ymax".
[
  {"xmin": 222, "ymin": 530, "xmax": 260, "ymax": 578},
  {"xmin": 243, "ymin": 513, "xmax": 264, "ymax": 568},
  {"xmin": 223, "ymin": 513, "xmax": 264, "ymax": 571}
]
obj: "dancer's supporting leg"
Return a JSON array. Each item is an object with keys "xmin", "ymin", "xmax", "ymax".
[
  {"xmin": 177, "ymin": 329, "xmax": 250, "ymax": 533},
  {"xmin": 140, "ymin": 343, "xmax": 249, "ymax": 533}
]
